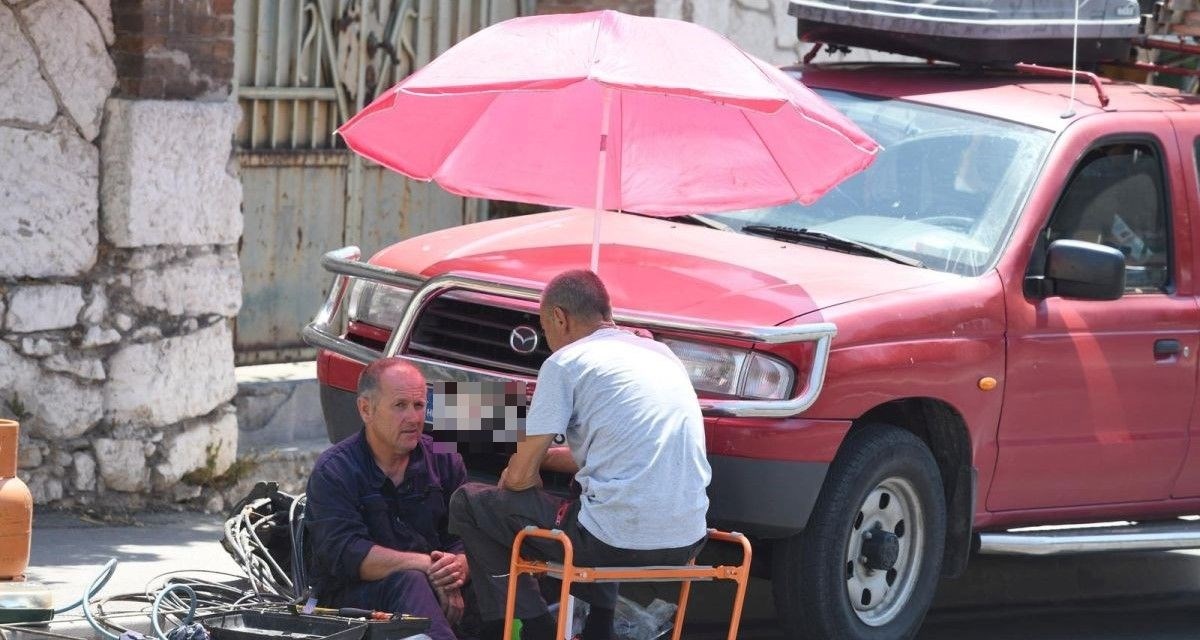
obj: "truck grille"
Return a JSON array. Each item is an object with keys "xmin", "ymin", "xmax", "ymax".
[{"xmin": 407, "ymin": 296, "xmax": 550, "ymax": 376}]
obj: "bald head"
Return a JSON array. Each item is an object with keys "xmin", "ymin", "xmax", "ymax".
[
  {"xmin": 358, "ymin": 358, "xmax": 424, "ymax": 404},
  {"xmin": 356, "ymin": 358, "xmax": 427, "ymax": 461}
]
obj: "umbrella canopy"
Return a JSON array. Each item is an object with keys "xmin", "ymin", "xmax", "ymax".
[{"xmin": 338, "ymin": 10, "xmax": 880, "ymax": 267}]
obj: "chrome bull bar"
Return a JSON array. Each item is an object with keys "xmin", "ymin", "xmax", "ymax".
[{"xmin": 302, "ymin": 246, "xmax": 837, "ymax": 418}]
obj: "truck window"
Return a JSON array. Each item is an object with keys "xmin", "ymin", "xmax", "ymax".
[
  {"xmin": 1042, "ymin": 142, "xmax": 1171, "ymax": 293},
  {"xmin": 700, "ymin": 90, "xmax": 1052, "ymax": 276}
]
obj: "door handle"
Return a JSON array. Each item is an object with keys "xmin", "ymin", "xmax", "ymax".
[{"xmin": 1154, "ymin": 339, "xmax": 1183, "ymax": 358}]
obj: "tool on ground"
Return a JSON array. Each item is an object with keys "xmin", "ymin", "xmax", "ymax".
[{"xmin": 292, "ymin": 604, "xmax": 395, "ymax": 620}]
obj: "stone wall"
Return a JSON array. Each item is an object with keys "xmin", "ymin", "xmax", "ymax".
[
  {"xmin": 656, "ymin": 0, "xmax": 804, "ymax": 65},
  {"xmin": 0, "ymin": 0, "xmax": 243, "ymax": 508},
  {"xmin": 533, "ymin": 1, "xmax": 867, "ymax": 66},
  {"xmin": 653, "ymin": 1, "xmax": 912, "ymax": 66},
  {"xmin": 537, "ymin": 0, "xmax": 654, "ymax": 16}
]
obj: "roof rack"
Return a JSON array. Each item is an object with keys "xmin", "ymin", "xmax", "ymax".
[
  {"xmin": 789, "ymin": 0, "xmax": 1140, "ymax": 68},
  {"xmin": 791, "ymin": 0, "xmax": 1200, "ymax": 94}
]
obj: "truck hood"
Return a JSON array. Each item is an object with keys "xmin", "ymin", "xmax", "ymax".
[{"xmin": 372, "ymin": 209, "xmax": 959, "ymax": 326}]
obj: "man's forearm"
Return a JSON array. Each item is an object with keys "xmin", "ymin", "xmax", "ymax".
[{"xmin": 358, "ymin": 545, "xmax": 431, "ymax": 581}]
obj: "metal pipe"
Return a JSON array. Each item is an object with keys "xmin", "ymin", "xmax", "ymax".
[
  {"xmin": 238, "ymin": 86, "xmax": 339, "ymax": 100},
  {"xmin": 1134, "ymin": 35, "xmax": 1200, "ymax": 58},
  {"xmin": 978, "ymin": 522, "xmax": 1200, "ymax": 555},
  {"xmin": 1014, "ymin": 62, "xmax": 1111, "ymax": 108},
  {"xmin": 1119, "ymin": 60, "xmax": 1200, "ymax": 79}
]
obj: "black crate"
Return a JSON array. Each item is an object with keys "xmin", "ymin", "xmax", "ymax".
[{"xmin": 199, "ymin": 611, "xmax": 368, "ymax": 640}]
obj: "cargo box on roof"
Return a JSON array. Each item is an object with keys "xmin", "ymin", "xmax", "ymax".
[{"xmin": 789, "ymin": 0, "xmax": 1142, "ymax": 67}]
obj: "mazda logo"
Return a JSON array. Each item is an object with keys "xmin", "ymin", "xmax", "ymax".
[{"xmin": 509, "ymin": 325, "xmax": 540, "ymax": 354}]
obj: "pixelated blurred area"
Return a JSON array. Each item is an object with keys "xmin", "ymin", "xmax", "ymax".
[{"xmin": 430, "ymin": 380, "xmax": 527, "ymax": 454}]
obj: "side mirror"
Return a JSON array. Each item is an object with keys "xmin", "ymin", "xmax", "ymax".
[{"xmin": 1025, "ymin": 239, "xmax": 1125, "ymax": 301}]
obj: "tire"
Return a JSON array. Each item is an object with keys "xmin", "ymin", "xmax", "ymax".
[{"xmin": 773, "ymin": 424, "xmax": 947, "ymax": 640}]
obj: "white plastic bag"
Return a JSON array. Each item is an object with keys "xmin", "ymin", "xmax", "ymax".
[
  {"xmin": 614, "ymin": 596, "xmax": 677, "ymax": 640},
  {"xmin": 549, "ymin": 594, "xmax": 677, "ymax": 640}
]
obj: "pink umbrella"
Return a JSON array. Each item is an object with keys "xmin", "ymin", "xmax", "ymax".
[{"xmin": 338, "ymin": 10, "xmax": 879, "ymax": 272}]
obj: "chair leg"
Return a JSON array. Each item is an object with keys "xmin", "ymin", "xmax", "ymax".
[
  {"xmin": 503, "ymin": 568, "xmax": 522, "ymax": 640},
  {"xmin": 555, "ymin": 574, "xmax": 573, "ymax": 640},
  {"xmin": 671, "ymin": 580, "xmax": 692, "ymax": 640},
  {"xmin": 726, "ymin": 570, "xmax": 750, "ymax": 640}
]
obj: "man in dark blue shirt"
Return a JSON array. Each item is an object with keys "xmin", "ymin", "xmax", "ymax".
[{"xmin": 306, "ymin": 358, "xmax": 470, "ymax": 640}]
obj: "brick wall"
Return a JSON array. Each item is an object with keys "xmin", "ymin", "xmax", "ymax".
[
  {"xmin": 536, "ymin": 0, "xmax": 654, "ymax": 16},
  {"xmin": 112, "ymin": 0, "xmax": 234, "ymax": 100}
]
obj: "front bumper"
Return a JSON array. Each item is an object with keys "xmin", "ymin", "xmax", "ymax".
[{"xmin": 708, "ymin": 455, "xmax": 829, "ymax": 539}]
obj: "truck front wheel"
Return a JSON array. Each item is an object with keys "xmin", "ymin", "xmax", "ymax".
[{"xmin": 772, "ymin": 424, "xmax": 947, "ymax": 640}]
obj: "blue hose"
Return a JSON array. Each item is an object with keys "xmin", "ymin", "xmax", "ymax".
[
  {"xmin": 151, "ymin": 584, "xmax": 197, "ymax": 640},
  {"xmin": 57, "ymin": 557, "xmax": 118, "ymax": 615},
  {"xmin": 81, "ymin": 558, "xmax": 121, "ymax": 640}
]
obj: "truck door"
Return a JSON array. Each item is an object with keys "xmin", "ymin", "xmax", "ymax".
[
  {"xmin": 1164, "ymin": 114, "xmax": 1200, "ymax": 498},
  {"xmin": 989, "ymin": 119, "xmax": 1198, "ymax": 511}
]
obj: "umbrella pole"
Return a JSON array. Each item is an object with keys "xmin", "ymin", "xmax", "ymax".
[{"xmin": 590, "ymin": 87, "xmax": 614, "ymax": 274}]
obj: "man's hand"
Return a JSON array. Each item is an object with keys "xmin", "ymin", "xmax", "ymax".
[
  {"xmin": 435, "ymin": 586, "xmax": 465, "ymax": 626},
  {"xmin": 428, "ymin": 550, "xmax": 468, "ymax": 590},
  {"xmin": 502, "ymin": 433, "xmax": 557, "ymax": 491},
  {"xmin": 499, "ymin": 465, "xmax": 543, "ymax": 491}
]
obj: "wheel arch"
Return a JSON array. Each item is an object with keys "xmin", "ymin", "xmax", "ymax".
[{"xmin": 850, "ymin": 397, "xmax": 975, "ymax": 578}]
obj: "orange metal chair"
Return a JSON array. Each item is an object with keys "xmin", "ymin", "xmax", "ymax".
[{"xmin": 502, "ymin": 527, "xmax": 752, "ymax": 640}]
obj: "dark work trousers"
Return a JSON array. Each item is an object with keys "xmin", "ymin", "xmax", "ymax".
[
  {"xmin": 447, "ymin": 482, "xmax": 705, "ymax": 622},
  {"xmin": 327, "ymin": 570, "xmax": 456, "ymax": 640}
]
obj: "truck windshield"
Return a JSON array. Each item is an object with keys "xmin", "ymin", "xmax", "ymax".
[{"xmin": 698, "ymin": 89, "xmax": 1053, "ymax": 276}]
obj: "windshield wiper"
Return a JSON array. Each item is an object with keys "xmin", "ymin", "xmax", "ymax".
[{"xmin": 741, "ymin": 225, "xmax": 926, "ymax": 268}]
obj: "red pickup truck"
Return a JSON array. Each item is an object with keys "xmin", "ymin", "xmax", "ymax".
[{"xmin": 305, "ymin": 64, "xmax": 1200, "ymax": 639}]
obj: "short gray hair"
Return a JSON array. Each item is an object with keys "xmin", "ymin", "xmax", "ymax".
[
  {"xmin": 357, "ymin": 358, "xmax": 422, "ymax": 401},
  {"xmin": 542, "ymin": 270, "xmax": 611, "ymax": 321}
]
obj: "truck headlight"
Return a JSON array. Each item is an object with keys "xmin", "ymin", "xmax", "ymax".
[
  {"xmin": 660, "ymin": 339, "xmax": 795, "ymax": 400},
  {"xmin": 347, "ymin": 281, "xmax": 414, "ymax": 330}
]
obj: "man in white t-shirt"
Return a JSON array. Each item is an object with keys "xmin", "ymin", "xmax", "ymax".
[{"xmin": 449, "ymin": 269, "xmax": 711, "ymax": 640}]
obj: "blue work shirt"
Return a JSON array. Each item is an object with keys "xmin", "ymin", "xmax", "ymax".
[{"xmin": 305, "ymin": 431, "xmax": 467, "ymax": 599}]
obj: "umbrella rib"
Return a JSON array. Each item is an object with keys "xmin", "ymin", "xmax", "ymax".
[
  {"xmin": 785, "ymin": 99, "xmax": 883, "ymax": 156},
  {"xmin": 431, "ymin": 92, "xmax": 503, "ymax": 185},
  {"xmin": 587, "ymin": 13, "xmax": 605, "ymax": 82},
  {"xmin": 740, "ymin": 108, "xmax": 801, "ymax": 203},
  {"xmin": 614, "ymin": 89, "xmax": 624, "ymax": 211}
]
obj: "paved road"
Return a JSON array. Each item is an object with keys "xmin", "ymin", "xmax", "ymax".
[
  {"xmin": 17, "ymin": 510, "xmax": 1200, "ymax": 639},
  {"xmin": 683, "ymin": 550, "xmax": 1200, "ymax": 639}
]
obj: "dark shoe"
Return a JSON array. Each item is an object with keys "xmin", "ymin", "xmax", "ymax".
[
  {"xmin": 580, "ymin": 606, "xmax": 614, "ymax": 640},
  {"xmin": 478, "ymin": 619, "xmax": 505, "ymax": 640},
  {"xmin": 520, "ymin": 613, "xmax": 556, "ymax": 640}
]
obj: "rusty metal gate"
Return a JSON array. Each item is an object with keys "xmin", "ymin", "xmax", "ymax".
[{"xmin": 233, "ymin": 0, "xmax": 530, "ymax": 365}]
